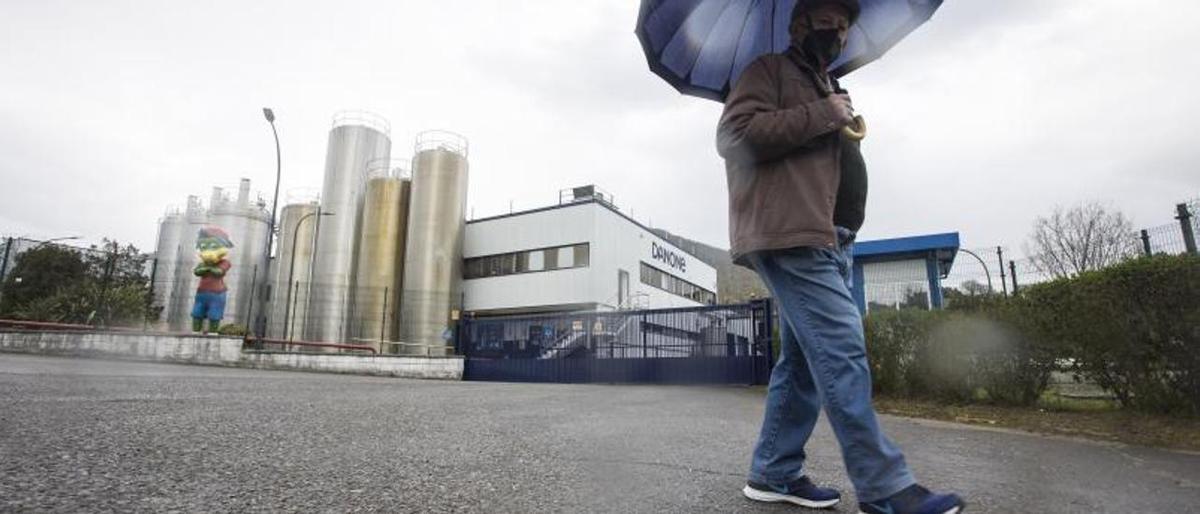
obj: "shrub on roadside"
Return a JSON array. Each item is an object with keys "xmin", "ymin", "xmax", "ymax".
[
  {"xmin": 864, "ymin": 254, "xmax": 1199, "ymax": 416},
  {"xmin": 1022, "ymin": 254, "xmax": 1200, "ymax": 416},
  {"xmin": 864, "ymin": 308, "xmax": 1055, "ymax": 406},
  {"xmin": 218, "ymin": 323, "xmax": 247, "ymax": 337}
]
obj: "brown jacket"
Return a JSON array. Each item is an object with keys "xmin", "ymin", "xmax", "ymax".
[{"xmin": 717, "ymin": 52, "xmax": 846, "ymax": 267}]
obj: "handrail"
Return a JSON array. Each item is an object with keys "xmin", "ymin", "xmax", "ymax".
[
  {"xmin": 0, "ymin": 320, "xmax": 377, "ymax": 356},
  {"xmin": 247, "ymin": 336, "xmax": 377, "ymax": 355},
  {"xmin": 0, "ymin": 319, "xmax": 148, "ymax": 333}
]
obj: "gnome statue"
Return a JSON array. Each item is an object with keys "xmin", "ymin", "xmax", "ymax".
[{"xmin": 191, "ymin": 226, "xmax": 234, "ymax": 334}]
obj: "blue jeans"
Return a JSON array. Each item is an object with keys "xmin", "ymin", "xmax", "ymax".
[
  {"xmin": 746, "ymin": 228, "xmax": 914, "ymax": 502},
  {"xmin": 191, "ymin": 291, "xmax": 227, "ymax": 322}
]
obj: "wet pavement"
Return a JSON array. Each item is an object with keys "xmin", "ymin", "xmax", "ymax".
[{"xmin": 2, "ymin": 354, "xmax": 1198, "ymax": 513}]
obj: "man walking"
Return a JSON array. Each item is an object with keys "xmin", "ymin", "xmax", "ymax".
[{"xmin": 716, "ymin": 1, "xmax": 965, "ymax": 513}]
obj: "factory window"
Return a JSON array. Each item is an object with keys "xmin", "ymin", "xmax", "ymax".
[
  {"xmin": 500, "ymin": 253, "xmax": 516, "ymax": 275},
  {"xmin": 639, "ymin": 262, "xmax": 716, "ymax": 305},
  {"xmin": 574, "ymin": 244, "xmax": 590, "ymax": 267},
  {"xmin": 464, "ymin": 243, "xmax": 590, "ymax": 280},
  {"xmin": 557, "ymin": 247, "xmax": 574, "ymax": 268},
  {"xmin": 528, "ymin": 250, "xmax": 544, "ymax": 272}
]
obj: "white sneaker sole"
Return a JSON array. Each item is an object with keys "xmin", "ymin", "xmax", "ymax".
[
  {"xmin": 858, "ymin": 508, "xmax": 961, "ymax": 514},
  {"xmin": 742, "ymin": 485, "xmax": 841, "ymax": 509}
]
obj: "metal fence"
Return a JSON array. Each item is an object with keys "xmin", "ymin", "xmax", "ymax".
[
  {"xmin": 456, "ymin": 300, "xmax": 774, "ymax": 384},
  {"xmin": 869, "ymin": 199, "xmax": 1200, "ymax": 309},
  {"xmin": 0, "ymin": 237, "xmax": 152, "ymax": 328}
]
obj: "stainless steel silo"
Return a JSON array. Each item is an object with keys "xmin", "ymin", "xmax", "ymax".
[
  {"xmin": 268, "ymin": 201, "xmax": 320, "ymax": 339},
  {"xmin": 304, "ymin": 112, "xmax": 392, "ymax": 343},
  {"xmin": 400, "ymin": 131, "xmax": 469, "ymax": 355},
  {"xmin": 350, "ymin": 161, "xmax": 411, "ymax": 350},
  {"xmin": 168, "ymin": 195, "xmax": 208, "ymax": 331},
  {"xmin": 209, "ymin": 178, "xmax": 272, "ymax": 329},
  {"xmin": 151, "ymin": 208, "xmax": 184, "ymax": 326}
]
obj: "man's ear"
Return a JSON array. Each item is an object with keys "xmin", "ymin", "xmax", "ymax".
[{"xmin": 789, "ymin": 16, "xmax": 806, "ymax": 41}]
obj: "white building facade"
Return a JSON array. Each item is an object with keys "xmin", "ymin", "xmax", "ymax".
[{"xmin": 462, "ymin": 193, "xmax": 718, "ymax": 317}]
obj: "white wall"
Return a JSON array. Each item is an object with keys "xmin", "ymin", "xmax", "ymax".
[
  {"xmin": 590, "ymin": 205, "xmax": 717, "ymax": 310},
  {"xmin": 464, "ymin": 203, "xmax": 597, "ymax": 312},
  {"xmin": 0, "ymin": 331, "xmax": 463, "ymax": 380},
  {"xmin": 463, "ymin": 201, "xmax": 718, "ymax": 313}
]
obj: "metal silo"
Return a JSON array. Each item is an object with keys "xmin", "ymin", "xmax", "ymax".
[
  {"xmin": 167, "ymin": 195, "xmax": 208, "ymax": 331},
  {"xmin": 151, "ymin": 208, "xmax": 184, "ymax": 326},
  {"xmin": 268, "ymin": 200, "xmax": 320, "ymax": 339},
  {"xmin": 400, "ymin": 131, "xmax": 469, "ymax": 355},
  {"xmin": 304, "ymin": 112, "xmax": 392, "ymax": 343},
  {"xmin": 209, "ymin": 178, "xmax": 271, "ymax": 329},
  {"xmin": 350, "ymin": 161, "xmax": 411, "ymax": 351}
]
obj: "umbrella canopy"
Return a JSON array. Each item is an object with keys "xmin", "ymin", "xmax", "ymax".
[{"xmin": 636, "ymin": 0, "xmax": 944, "ymax": 102}]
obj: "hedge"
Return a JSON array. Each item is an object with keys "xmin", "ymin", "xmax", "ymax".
[
  {"xmin": 863, "ymin": 254, "xmax": 1199, "ymax": 416},
  {"xmin": 1021, "ymin": 254, "xmax": 1200, "ymax": 415}
]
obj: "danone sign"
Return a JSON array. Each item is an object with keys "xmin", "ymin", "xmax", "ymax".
[{"xmin": 651, "ymin": 241, "xmax": 687, "ymax": 273}]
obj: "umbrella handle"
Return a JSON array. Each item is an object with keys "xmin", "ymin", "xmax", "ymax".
[{"xmin": 841, "ymin": 115, "xmax": 867, "ymax": 141}]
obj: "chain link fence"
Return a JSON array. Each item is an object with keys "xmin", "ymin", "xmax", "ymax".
[{"xmin": 0, "ymin": 237, "xmax": 152, "ymax": 328}]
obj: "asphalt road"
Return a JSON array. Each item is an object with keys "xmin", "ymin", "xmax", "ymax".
[{"xmin": 2, "ymin": 354, "xmax": 1198, "ymax": 513}]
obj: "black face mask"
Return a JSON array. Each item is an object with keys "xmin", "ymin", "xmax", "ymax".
[{"xmin": 801, "ymin": 16, "xmax": 843, "ymax": 65}]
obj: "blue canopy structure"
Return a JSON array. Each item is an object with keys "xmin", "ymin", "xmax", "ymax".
[
  {"xmin": 851, "ymin": 232, "xmax": 960, "ymax": 312},
  {"xmin": 636, "ymin": 0, "xmax": 944, "ymax": 101}
]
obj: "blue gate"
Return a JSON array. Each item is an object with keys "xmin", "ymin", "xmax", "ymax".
[{"xmin": 456, "ymin": 300, "xmax": 774, "ymax": 385}]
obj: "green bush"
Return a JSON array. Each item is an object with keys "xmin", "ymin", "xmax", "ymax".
[
  {"xmin": 863, "ymin": 309, "xmax": 923, "ymax": 397},
  {"xmin": 1022, "ymin": 254, "xmax": 1200, "ymax": 416},
  {"xmin": 865, "ymin": 254, "xmax": 1199, "ymax": 416},
  {"xmin": 864, "ymin": 308, "xmax": 1055, "ymax": 406},
  {"xmin": 218, "ymin": 323, "xmax": 248, "ymax": 337}
]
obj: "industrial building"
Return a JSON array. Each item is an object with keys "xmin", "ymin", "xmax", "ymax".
[
  {"xmin": 150, "ymin": 111, "xmax": 719, "ymax": 354},
  {"xmin": 152, "ymin": 112, "xmax": 474, "ymax": 355},
  {"xmin": 462, "ymin": 186, "xmax": 717, "ymax": 317}
]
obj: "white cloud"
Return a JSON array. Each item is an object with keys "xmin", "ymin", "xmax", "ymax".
[{"xmin": 1, "ymin": 0, "xmax": 1197, "ymax": 259}]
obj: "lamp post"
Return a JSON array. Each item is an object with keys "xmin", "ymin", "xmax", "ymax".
[
  {"xmin": 258, "ymin": 108, "xmax": 282, "ymax": 338},
  {"xmin": 283, "ymin": 209, "xmax": 333, "ymax": 341},
  {"xmin": 956, "ymin": 248, "xmax": 994, "ymax": 294}
]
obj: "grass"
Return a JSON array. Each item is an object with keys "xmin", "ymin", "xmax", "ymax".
[{"xmin": 873, "ymin": 389, "xmax": 1200, "ymax": 453}]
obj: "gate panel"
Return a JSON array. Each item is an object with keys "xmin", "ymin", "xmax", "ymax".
[{"xmin": 458, "ymin": 300, "xmax": 774, "ymax": 385}]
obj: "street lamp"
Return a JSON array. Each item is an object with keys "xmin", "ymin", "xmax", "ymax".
[
  {"xmin": 258, "ymin": 108, "xmax": 282, "ymax": 338},
  {"xmin": 956, "ymin": 248, "xmax": 994, "ymax": 294},
  {"xmin": 282, "ymin": 209, "xmax": 333, "ymax": 341}
]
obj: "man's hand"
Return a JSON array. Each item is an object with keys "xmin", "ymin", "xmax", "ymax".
[{"xmin": 823, "ymin": 94, "xmax": 855, "ymax": 129}]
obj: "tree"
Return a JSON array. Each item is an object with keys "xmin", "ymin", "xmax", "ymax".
[
  {"xmin": 960, "ymin": 280, "xmax": 990, "ymax": 296},
  {"xmin": 0, "ymin": 239, "xmax": 150, "ymax": 326},
  {"xmin": 0, "ymin": 245, "xmax": 88, "ymax": 316},
  {"xmin": 1025, "ymin": 202, "xmax": 1137, "ymax": 279}
]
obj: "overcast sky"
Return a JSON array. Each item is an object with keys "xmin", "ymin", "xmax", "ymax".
[{"xmin": 2, "ymin": 0, "xmax": 1197, "ymax": 259}]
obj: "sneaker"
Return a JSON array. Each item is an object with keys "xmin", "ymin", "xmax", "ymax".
[
  {"xmin": 858, "ymin": 484, "xmax": 965, "ymax": 514},
  {"xmin": 742, "ymin": 476, "xmax": 841, "ymax": 509}
]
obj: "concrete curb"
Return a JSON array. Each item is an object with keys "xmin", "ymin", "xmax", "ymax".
[{"xmin": 0, "ymin": 330, "xmax": 463, "ymax": 380}]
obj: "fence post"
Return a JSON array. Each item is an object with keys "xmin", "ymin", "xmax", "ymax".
[
  {"xmin": 145, "ymin": 256, "xmax": 159, "ymax": 330},
  {"xmin": 0, "ymin": 237, "xmax": 12, "ymax": 289},
  {"xmin": 641, "ymin": 313, "xmax": 647, "ymax": 358},
  {"xmin": 245, "ymin": 265, "xmax": 258, "ymax": 347},
  {"xmin": 285, "ymin": 281, "xmax": 299, "ymax": 342},
  {"xmin": 1009, "ymin": 260, "xmax": 1019, "ymax": 294},
  {"xmin": 0, "ymin": 237, "xmax": 12, "ymax": 307},
  {"xmin": 1178, "ymin": 203, "xmax": 1198, "ymax": 255},
  {"xmin": 996, "ymin": 247, "xmax": 1008, "ymax": 297},
  {"xmin": 380, "ymin": 286, "xmax": 388, "ymax": 352},
  {"xmin": 92, "ymin": 242, "xmax": 118, "ymax": 326},
  {"xmin": 1140, "ymin": 229, "xmax": 1153, "ymax": 257}
]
